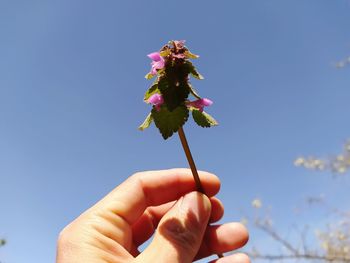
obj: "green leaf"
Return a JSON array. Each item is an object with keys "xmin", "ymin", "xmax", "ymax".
[
  {"xmin": 184, "ymin": 50, "xmax": 199, "ymax": 59},
  {"xmin": 192, "ymin": 110, "xmax": 218, "ymax": 128},
  {"xmin": 185, "ymin": 61, "xmax": 204, "ymax": 80},
  {"xmin": 152, "ymin": 105, "xmax": 189, "ymax": 139},
  {"xmin": 188, "ymin": 84, "xmax": 201, "ymax": 99},
  {"xmin": 138, "ymin": 113, "xmax": 153, "ymax": 131},
  {"xmin": 160, "ymin": 49, "xmax": 171, "ymax": 57},
  {"xmin": 144, "ymin": 83, "xmax": 159, "ymax": 101},
  {"xmin": 158, "ymin": 76, "xmax": 190, "ymax": 111},
  {"xmin": 191, "ymin": 69, "xmax": 204, "ymax": 80},
  {"xmin": 145, "ymin": 73, "xmax": 155, "ymax": 80}
]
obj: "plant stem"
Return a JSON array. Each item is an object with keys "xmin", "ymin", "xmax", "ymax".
[
  {"xmin": 178, "ymin": 126, "xmax": 223, "ymax": 258},
  {"xmin": 178, "ymin": 126, "xmax": 204, "ymax": 193}
]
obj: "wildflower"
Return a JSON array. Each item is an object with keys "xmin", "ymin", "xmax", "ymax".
[
  {"xmin": 186, "ymin": 98, "xmax": 213, "ymax": 112},
  {"xmin": 147, "ymin": 93, "xmax": 164, "ymax": 111},
  {"xmin": 174, "ymin": 40, "xmax": 186, "ymax": 48},
  {"xmin": 147, "ymin": 52, "xmax": 165, "ymax": 75},
  {"xmin": 172, "ymin": 40, "xmax": 186, "ymax": 59},
  {"xmin": 172, "ymin": 53, "xmax": 186, "ymax": 59}
]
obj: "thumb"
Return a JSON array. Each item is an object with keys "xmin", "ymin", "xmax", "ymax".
[{"xmin": 137, "ymin": 191, "xmax": 212, "ymax": 263}]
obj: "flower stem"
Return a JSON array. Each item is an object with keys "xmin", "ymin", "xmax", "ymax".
[
  {"xmin": 177, "ymin": 126, "xmax": 204, "ymax": 193},
  {"xmin": 177, "ymin": 126, "xmax": 224, "ymax": 258}
]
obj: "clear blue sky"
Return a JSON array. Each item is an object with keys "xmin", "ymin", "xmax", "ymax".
[{"xmin": 1, "ymin": 1, "xmax": 350, "ymax": 262}]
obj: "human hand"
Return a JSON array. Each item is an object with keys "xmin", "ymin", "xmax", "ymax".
[{"xmin": 56, "ymin": 169, "xmax": 249, "ymax": 263}]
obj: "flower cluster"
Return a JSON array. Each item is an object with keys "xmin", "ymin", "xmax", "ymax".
[
  {"xmin": 147, "ymin": 52, "xmax": 165, "ymax": 76},
  {"xmin": 139, "ymin": 40, "xmax": 218, "ymax": 139},
  {"xmin": 147, "ymin": 93, "xmax": 164, "ymax": 111},
  {"xmin": 147, "ymin": 93, "xmax": 213, "ymax": 113}
]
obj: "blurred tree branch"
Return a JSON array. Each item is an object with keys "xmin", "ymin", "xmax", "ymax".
[
  {"xmin": 294, "ymin": 140, "xmax": 350, "ymax": 175},
  {"xmin": 249, "ymin": 216, "xmax": 350, "ymax": 262},
  {"xmin": 245, "ymin": 140, "xmax": 350, "ymax": 262},
  {"xmin": 334, "ymin": 56, "xmax": 350, "ymax": 69}
]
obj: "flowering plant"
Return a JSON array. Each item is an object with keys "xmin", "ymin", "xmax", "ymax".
[
  {"xmin": 139, "ymin": 40, "xmax": 218, "ymax": 139},
  {"xmin": 139, "ymin": 41, "xmax": 223, "ymax": 259}
]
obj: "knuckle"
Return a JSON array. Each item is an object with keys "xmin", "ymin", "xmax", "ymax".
[
  {"xmin": 57, "ymin": 224, "xmax": 74, "ymax": 248},
  {"xmin": 57, "ymin": 216, "xmax": 88, "ymax": 247},
  {"xmin": 130, "ymin": 171, "xmax": 146, "ymax": 180}
]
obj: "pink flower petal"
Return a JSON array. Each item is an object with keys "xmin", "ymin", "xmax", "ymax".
[
  {"xmin": 149, "ymin": 60, "xmax": 165, "ymax": 75},
  {"xmin": 148, "ymin": 93, "xmax": 164, "ymax": 107},
  {"xmin": 174, "ymin": 40, "xmax": 186, "ymax": 48},
  {"xmin": 152, "ymin": 60, "xmax": 165, "ymax": 70},
  {"xmin": 150, "ymin": 67, "xmax": 158, "ymax": 75},
  {"xmin": 173, "ymin": 53, "xmax": 186, "ymax": 59},
  {"xmin": 186, "ymin": 98, "xmax": 213, "ymax": 111},
  {"xmin": 201, "ymin": 98, "xmax": 213, "ymax": 106},
  {"xmin": 148, "ymin": 52, "xmax": 165, "ymax": 75},
  {"xmin": 147, "ymin": 52, "xmax": 162, "ymax": 61}
]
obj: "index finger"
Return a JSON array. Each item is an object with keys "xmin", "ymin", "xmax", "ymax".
[{"xmin": 96, "ymin": 168, "xmax": 220, "ymax": 225}]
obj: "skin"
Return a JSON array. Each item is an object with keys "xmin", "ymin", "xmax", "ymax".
[{"xmin": 56, "ymin": 168, "xmax": 249, "ymax": 263}]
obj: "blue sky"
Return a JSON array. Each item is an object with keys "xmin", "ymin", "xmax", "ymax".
[{"xmin": 1, "ymin": 1, "xmax": 350, "ymax": 262}]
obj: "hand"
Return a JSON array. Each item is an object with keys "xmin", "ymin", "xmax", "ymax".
[{"xmin": 56, "ymin": 168, "xmax": 249, "ymax": 263}]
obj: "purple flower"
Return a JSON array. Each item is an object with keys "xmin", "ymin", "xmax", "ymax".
[
  {"xmin": 147, "ymin": 93, "xmax": 164, "ymax": 111},
  {"xmin": 186, "ymin": 98, "xmax": 213, "ymax": 112},
  {"xmin": 172, "ymin": 53, "xmax": 186, "ymax": 59},
  {"xmin": 147, "ymin": 52, "xmax": 165, "ymax": 75},
  {"xmin": 174, "ymin": 40, "xmax": 186, "ymax": 48}
]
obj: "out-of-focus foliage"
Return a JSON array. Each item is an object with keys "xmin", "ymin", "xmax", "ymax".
[
  {"xmin": 0, "ymin": 238, "xmax": 5, "ymax": 248},
  {"xmin": 334, "ymin": 56, "xmax": 350, "ymax": 69},
  {"xmin": 247, "ymin": 198, "xmax": 350, "ymax": 262},
  {"xmin": 316, "ymin": 220, "xmax": 350, "ymax": 261},
  {"xmin": 245, "ymin": 140, "xmax": 350, "ymax": 262},
  {"xmin": 294, "ymin": 140, "xmax": 350, "ymax": 175},
  {"xmin": 252, "ymin": 198, "xmax": 262, "ymax": 209}
]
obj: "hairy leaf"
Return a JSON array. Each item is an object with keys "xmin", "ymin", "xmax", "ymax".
[
  {"xmin": 185, "ymin": 61, "xmax": 204, "ymax": 80},
  {"xmin": 158, "ymin": 76, "xmax": 190, "ymax": 111},
  {"xmin": 138, "ymin": 113, "xmax": 153, "ymax": 131},
  {"xmin": 152, "ymin": 106, "xmax": 189, "ymax": 139},
  {"xmin": 145, "ymin": 73, "xmax": 155, "ymax": 80},
  {"xmin": 144, "ymin": 83, "xmax": 159, "ymax": 101},
  {"xmin": 184, "ymin": 50, "xmax": 199, "ymax": 59},
  {"xmin": 192, "ymin": 110, "xmax": 218, "ymax": 128},
  {"xmin": 187, "ymin": 83, "xmax": 201, "ymax": 99},
  {"xmin": 160, "ymin": 49, "xmax": 171, "ymax": 57}
]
